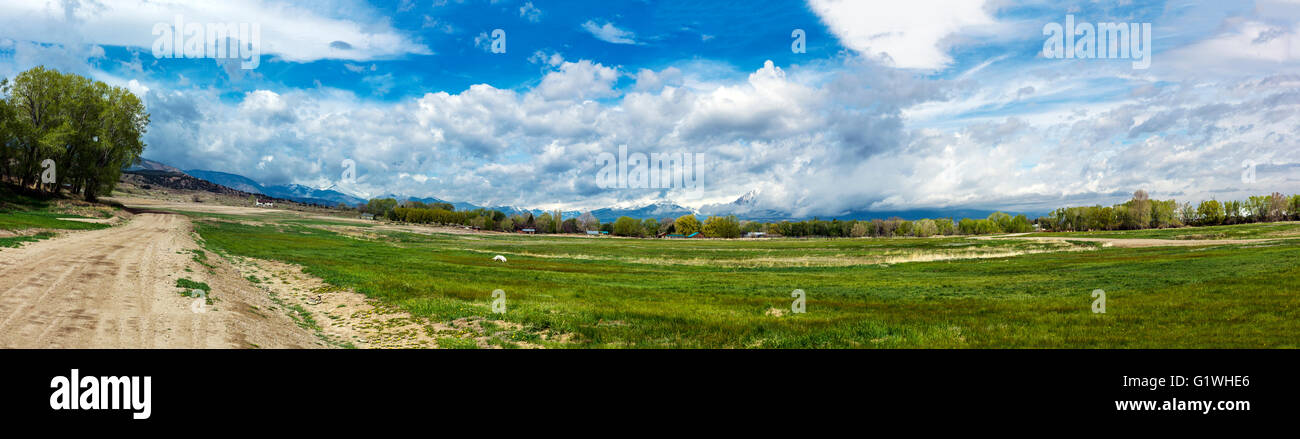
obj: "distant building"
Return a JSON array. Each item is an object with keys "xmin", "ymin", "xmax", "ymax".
[
  {"xmin": 360, "ymin": 213, "xmax": 374, "ymax": 220},
  {"xmin": 256, "ymin": 199, "xmax": 274, "ymax": 207},
  {"xmin": 520, "ymin": 228, "xmax": 536, "ymax": 234},
  {"xmin": 686, "ymin": 232, "xmax": 701, "ymax": 238},
  {"xmin": 664, "ymin": 234, "xmax": 685, "ymax": 239},
  {"xmin": 744, "ymin": 232, "xmax": 766, "ymax": 238},
  {"xmin": 586, "ymin": 230, "xmax": 601, "ymax": 235}
]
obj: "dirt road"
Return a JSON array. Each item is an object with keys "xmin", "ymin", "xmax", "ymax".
[{"xmin": 0, "ymin": 213, "xmax": 323, "ymax": 348}]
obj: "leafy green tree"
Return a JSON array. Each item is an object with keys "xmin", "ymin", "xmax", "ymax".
[
  {"xmin": 365, "ymin": 198, "xmax": 398, "ymax": 218},
  {"xmin": 913, "ymin": 219, "xmax": 936, "ymax": 237},
  {"xmin": 642, "ymin": 218, "xmax": 659, "ymax": 236},
  {"xmin": 612, "ymin": 216, "xmax": 641, "ymax": 236},
  {"xmin": 1, "ymin": 67, "xmax": 147, "ymax": 199},
  {"xmin": 561, "ymin": 218, "xmax": 580, "ymax": 233},
  {"xmin": 674, "ymin": 214, "xmax": 701, "ymax": 235},
  {"xmin": 702, "ymin": 215, "xmax": 741, "ymax": 238},
  {"xmin": 536, "ymin": 212, "xmax": 554, "ymax": 234},
  {"xmin": 1197, "ymin": 200, "xmax": 1225, "ymax": 225}
]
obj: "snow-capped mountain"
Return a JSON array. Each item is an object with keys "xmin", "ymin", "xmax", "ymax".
[{"xmin": 184, "ymin": 169, "xmax": 365, "ymax": 207}]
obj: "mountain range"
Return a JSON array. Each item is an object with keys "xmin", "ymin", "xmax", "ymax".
[
  {"xmin": 182, "ymin": 169, "xmax": 367, "ymax": 207},
  {"xmin": 129, "ymin": 159, "xmax": 1041, "ymax": 222}
]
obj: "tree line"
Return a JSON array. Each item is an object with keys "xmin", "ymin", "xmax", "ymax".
[
  {"xmin": 1041, "ymin": 190, "xmax": 1300, "ymax": 231},
  {"xmin": 0, "ymin": 67, "xmax": 149, "ymax": 201},
  {"xmin": 360, "ymin": 195, "xmax": 1037, "ymax": 239},
  {"xmin": 363, "ymin": 190, "xmax": 1300, "ymax": 239}
]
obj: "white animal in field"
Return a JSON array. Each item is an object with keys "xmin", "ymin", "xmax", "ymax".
[{"xmin": 493, "ymin": 255, "xmax": 507, "ymax": 263}]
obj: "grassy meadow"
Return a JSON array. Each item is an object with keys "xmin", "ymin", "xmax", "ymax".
[
  {"xmin": 0, "ymin": 186, "xmax": 114, "ymax": 250},
  {"xmin": 178, "ymin": 210, "xmax": 1300, "ymax": 349},
  {"xmin": 1027, "ymin": 221, "xmax": 1300, "ymax": 240}
]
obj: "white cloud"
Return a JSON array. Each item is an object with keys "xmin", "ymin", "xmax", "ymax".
[
  {"xmin": 132, "ymin": 53, "xmax": 1300, "ymax": 215},
  {"xmin": 534, "ymin": 60, "xmax": 621, "ymax": 101},
  {"xmin": 529, "ymin": 50, "xmax": 564, "ymax": 66},
  {"xmin": 519, "ymin": 2, "xmax": 541, "ymax": 23},
  {"xmin": 581, "ymin": 20, "xmax": 638, "ymax": 45},
  {"xmin": 1162, "ymin": 20, "xmax": 1300, "ymax": 77},
  {"xmin": 806, "ymin": 0, "xmax": 996, "ymax": 70},
  {"xmin": 0, "ymin": 0, "xmax": 431, "ymax": 63}
]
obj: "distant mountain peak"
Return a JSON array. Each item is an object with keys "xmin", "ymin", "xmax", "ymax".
[{"xmin": 734, "ymin": 189, "xmax": 760, "ymax": 206}]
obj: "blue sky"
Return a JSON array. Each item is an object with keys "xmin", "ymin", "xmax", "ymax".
[{"xmin": 1, "ymin": 0, "xmax": 1298, "ymax": 217}]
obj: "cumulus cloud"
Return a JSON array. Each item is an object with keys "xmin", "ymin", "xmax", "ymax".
[
  {"xmin": 806, "ymin": 0, "xmax": 996, "ymax": 70},
  {"xmin": 534, "ymin": 60, "xmax": 620, "ymax": 101},
  {"xmin": 11, "ymin": 1, "xmax": 1297, "ymax": 217}
]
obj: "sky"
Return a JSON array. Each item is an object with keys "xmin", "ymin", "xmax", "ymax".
[{"xmin": 1, "ymin": 0, "xmax": 1298, "ymax": 217}]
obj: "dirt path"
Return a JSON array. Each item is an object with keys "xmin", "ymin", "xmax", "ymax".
[
  {"xmin": 973, "ymin": 233, "xmax": 1282, "ymax": 248},
  {"xmin": 0, "ymin": 213, "xmax": 325, "ymax": 348}
]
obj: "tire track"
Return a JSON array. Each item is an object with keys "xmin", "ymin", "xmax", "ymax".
[{"xmin": 0, "ymin": 213, "xmax": 324, "ymax": 348}]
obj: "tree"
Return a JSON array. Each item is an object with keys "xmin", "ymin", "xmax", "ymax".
[
  {"xmin": 1245, "ymin": 195, "xmax": 1268, "ymax": 222},
  {"xmin": 1223, "ymin": 200, "xmax": 1244, "ymax": 224},
  {"xmin": 1196, "ymin": 200, "xmax": 1224, "ymax": 225},
  {"xmin": 536, "ymin": 212, "xmax": 554, "ymax": 234},
  {"xmin": 933, "ymin": 218, "xmax": 954, "ymax": 235},
  {"xmin": 674, "ymin": 214, "xmax": 701, "ymax": 236},
  {"xmin": 702, "ymin": 215, "xmax": 741, "ymax": 238},
  {"xmin": 1178, "ymin": 202, "xmax": 1196, "ymax": 226},
  {"xmin": 82, "ymin": 85, "xmax": 147, "ymax": 201},
  {"xmin": 1267, "ymin": 192, "xmax": 1287, "ymax": 222},
  {"xmin": 561, "ymin": 218, "xmax": 580, "ymax": 233},
  {"xmin": 850, "ymin": 221, "xmax": 869, "ymax": 237},
  {"xmin": 612, "ymin": 216, "xmax": 641, "ymax": 236},
  {"xmin": 1005, "ymin": 214, "xmax": 1033, "ymax": 233},
  {"xmin": 1, "ymin": 67, "xmax": 147, "ymax": 199},
  {"xmin": 913, "ymin": 219, "xmax": 937, "ymax": 237},
  {"xmin": 577, "ymin": 211, "xmax": 600, "ymax": 231},
  {"xmin": 1151, "ymin": 199, "xmax": 1179, "ymax": 228},
  {"xmin": 1126, "ymin": 190, "xmax": 1152, "ymax": 229},
  {"xmin": 0, "ymin": 77, "xmax": 13, "ymax": 182},
  {"xmin": 365, "ymin": 198, "xmax": 398, "ymax": 218},
  {"xmin": 642, "ymin": 218, "xmax": 659, "ymax": 237}
]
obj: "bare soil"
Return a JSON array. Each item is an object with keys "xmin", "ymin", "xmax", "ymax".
[{"xmin": 0, "ymin": 213, "xmax": 324, "ymax": 348}]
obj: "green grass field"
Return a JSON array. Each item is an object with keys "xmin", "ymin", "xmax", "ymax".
[
  {"xmin": 0, "ymin": 186, "xmax": 113, "ymax": 232},
  {"xmin": 184, "ymin": 212, "xmax": 1300, "ymax": 349},
  {"xmin": 1027, "ymin": 221, "xmax": 1300, "ymax": 240}
]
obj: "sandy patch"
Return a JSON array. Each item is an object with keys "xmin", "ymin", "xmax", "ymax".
[{"xmin": 226, "ymin": 257, "xmax": 544, "ymax": 349}]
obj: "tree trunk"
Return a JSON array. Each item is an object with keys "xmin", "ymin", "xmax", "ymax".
[{"xmin": 83, "ymin": 176, "xmax": 97, "ymax": 202}]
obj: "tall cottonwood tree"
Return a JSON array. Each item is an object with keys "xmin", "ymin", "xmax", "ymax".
[{"xmin": 0, "ymin": 66, "xmax": 148, "ymax": 200}]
